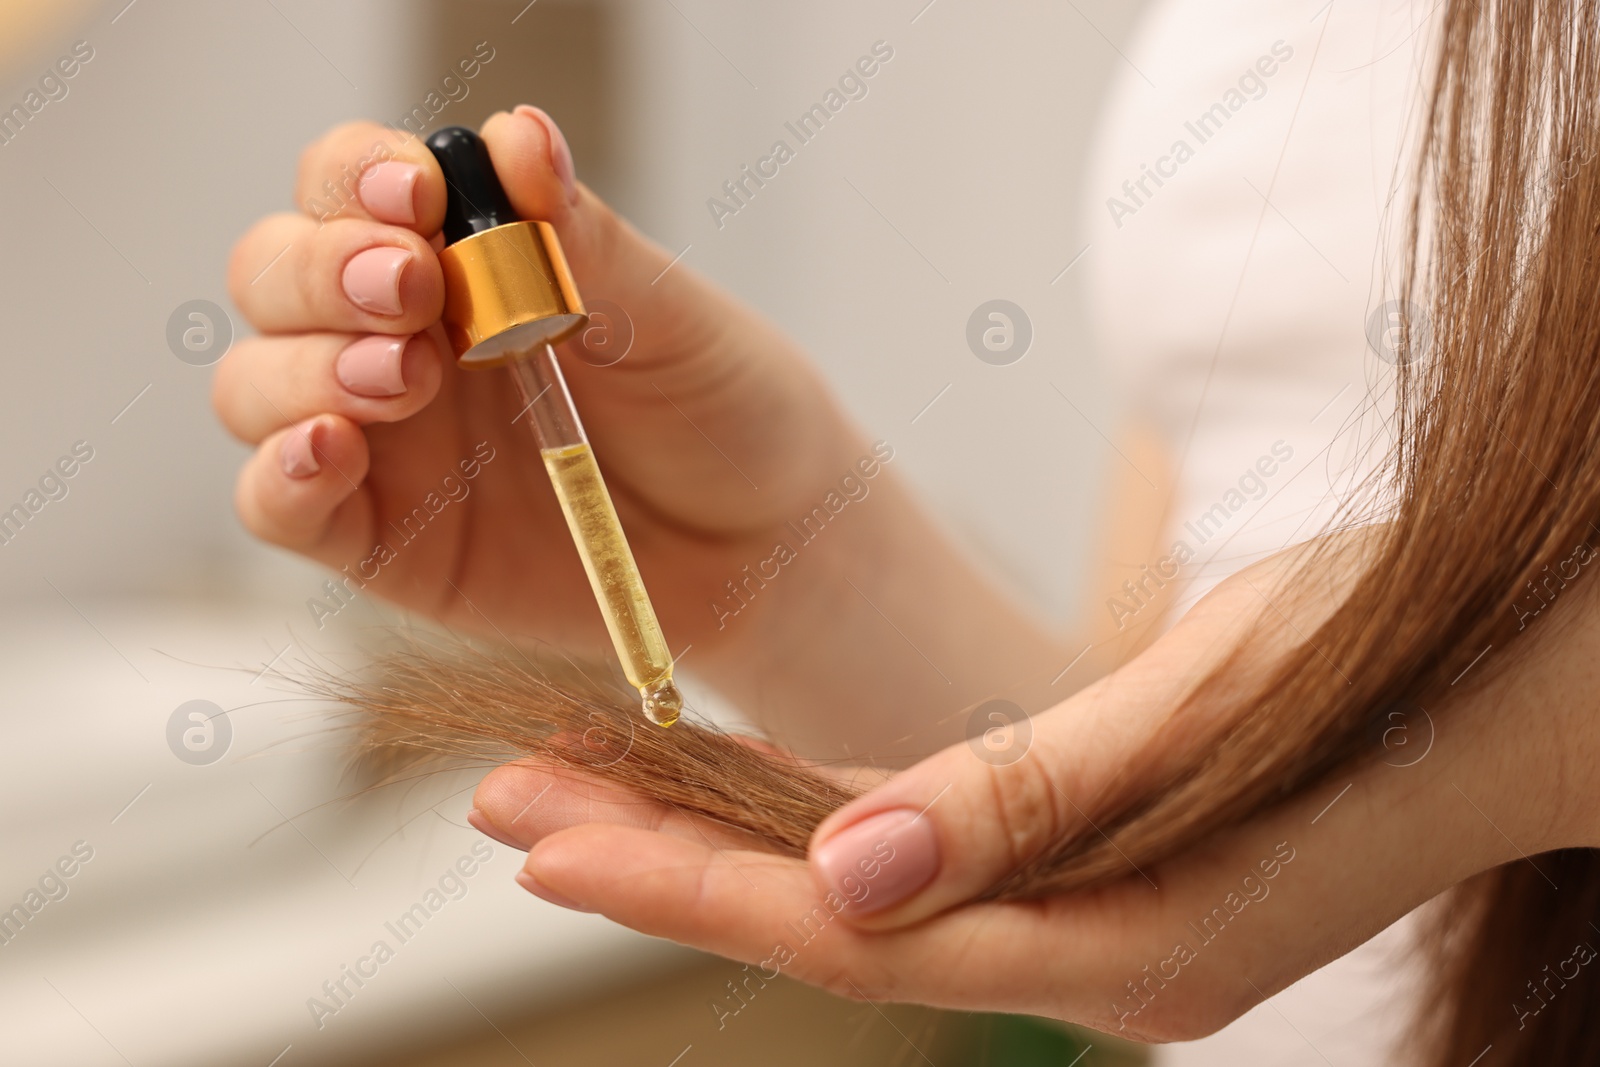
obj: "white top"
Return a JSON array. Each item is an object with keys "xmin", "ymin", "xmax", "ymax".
[
  {"xmin": 1081, "ymin": 0, "xmax": 1434, "ymax": 1061},
  {"xmin": 1084, "ymin": 0, "xmax": 1426, "ymax": 615}
]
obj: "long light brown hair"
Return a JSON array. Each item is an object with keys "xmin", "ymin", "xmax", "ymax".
[{"xmin": 330, "ymin": 1, "xmax": 1600, "ymax": 1059}]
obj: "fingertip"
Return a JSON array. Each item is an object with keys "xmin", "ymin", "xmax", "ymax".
[
  {"xmin": 809, "ymin": 808, "xmax": 942, "ymax": 922},
  {"xmin": 235, "ymin": 413, "xmax": 371, "ymax": 552},
  {"xmin": 267, "ymin": 414, "xmax": 369, "ymax": 496},
  {"xmin": 524, "ymin": 825, "xmax": 820, "ymax": 956},
  {"xmin": 279, "ymin": 416, "xmax": 324, "ymax": 479},
  {"xmin": 296, "ymin": 122, "xmax": 447, "ymax": 233},
  {"xmin": 331, "ymin": 331, "xmax": 443, "ymax": 412},
  {"xmin": 364, "ymin": 152, "xmax": 449, "ymax": 237},
  {"xmin": 481, "ymin": 106, "xmax": 574, "ymax": 223},
  {"xmin": 521, "ymin": 829, "xmax": 621, "ymax": 914},
  {"xmin": 397, "ymin": 330, "xmax": 443, "ymax": 405},
  {"xmin": 468, "ymin": 807, "xmax": 530, "ymax": 852},
  {"xmin": 523, "ymin": 825, "xmax": 601, "ymax": 893},
  {"xmin": 804, "ymin": 750, "xmax": 998, "ymax": 929},
  {"xmin": 340, "ymin": 238, "xmax": 443, "ymax": 327},
  {"xmin": 514, "ymin": 868, "xmax": 595, "ymax": 912},
  {"xmin": 513, "ymin": 105, "xmax": 577, "ymax": 205},
  {"xmin": 525, "ymin": 824, "xmax": 692, "ymax": 904},
  {"xmin": 470, "ymin": 762, "xmax": 547, "ymax": 844},
  {"xmin": 357, "ymin": 160, "xmax": 422, "ymax": 227}
]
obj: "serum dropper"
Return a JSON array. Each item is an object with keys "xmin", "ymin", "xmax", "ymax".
[{"xmin": 425, "ymin": 126, "xmax": 684, "ymax": 727}]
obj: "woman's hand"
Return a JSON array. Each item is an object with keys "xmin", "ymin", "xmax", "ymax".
[
  {"xmin": 215, "ymin": 109, "xmax": 1068, "ymax": 750},
  {"xmin": 469, "ymin": 539, "xmax": 1599, "ymax": 1040},
  {"xmin": 216, "ymin": 108, "xmax": 858, "ymax": 662}
]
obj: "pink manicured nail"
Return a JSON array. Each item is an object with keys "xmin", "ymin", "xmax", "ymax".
[
  {"xmin": 515, "ymin": 870, "xmax": 593, "ymax": 912},
  {"xmin": 336, "ymin": 334, "xmax": 409, "ymax": 397},
  {"xmin": 342, "ymin": 246, "xmax": 412, "ymax": 316},
  {"xmin": 515, "ymin": 105, "xmax": 577, "ymax": 204},
  {"xmin": 281, "ymin": 418, "xmax": 322, "ymax": 479},
  {"xmin": 358, "ymin": 161, "xmax": 421, "ymax": 225},
  {"xmin": 812, "ymin": 809, "xmax": 940, "ymax": 914},
  {"xmin": 467, "ymin": 808, "xmax": 528, "ymax": 852}
]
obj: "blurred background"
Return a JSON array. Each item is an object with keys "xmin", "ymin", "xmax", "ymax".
[{"xmin": 0, "ymin": 0, "xmax": 1147, "ymax": 1063}]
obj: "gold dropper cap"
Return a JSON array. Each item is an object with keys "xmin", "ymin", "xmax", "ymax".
[
  {"xmin": 425, "ymin": 124, "xmax": 586, "ymax": 366},
  {"xmin": 436, "ymin": 218, "xmax": 587, "ymax": 367}
]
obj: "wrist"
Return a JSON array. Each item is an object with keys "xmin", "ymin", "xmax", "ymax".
[
  {"xmin": 691, "ymin": 459, "xmax": 1069, "ymax": 757},
  {"xmin": 689, "ymin": 434, "xmax": 903, "ymax": 679}
]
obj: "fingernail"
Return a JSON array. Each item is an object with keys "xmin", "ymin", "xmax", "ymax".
[
  {"xmin": 812, "ymin": 809, "xmax": 939, "ymax": 915},
  {"xmin": 358, "ymin": 161, "xmax": 421, "ymax": 225},
  {"xmin": 281, "ymin": 417, "xmax": 322, "ymax": 479},
  {"xmin": 467, "ymin": 808, "xmax": 528, "ymax": 852},
  {"xmin": 515, "ymin": 869, "xmax": 593, "ymax": 912},
  {"xmin": 336, "ymin": 334, "xmax": 409, "ymax": 398},
  {"xmin": 342, "ymin": 246, "xmax": 412, "ymax": 316},
  {"xmin": 516, "ymin": 105, "xmax": 577, "ymax": 205}
]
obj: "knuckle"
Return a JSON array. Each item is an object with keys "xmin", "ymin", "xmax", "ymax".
[
  {"xmin": 980, "ymin": 750, "xmax": 1070, "ymax": 870},
  {"xmin": 229, "ymin": 214, "xmax": 301, "ymax": 311},
  {"xmin": 328, "ymin": 119, "xmax": 384, "ymax": 147},
  {"xmin": 684, "ymin": 860, "xmax": 720, "ymax": 919},
  {"xmin": 297, "ymin": 123, "xmax": 377, "ymax": 178},
  {"xmin": 302, "ymin": 123, "xmax": 404, "ymax": 222},
  {"xmin": 322, "ymin": 217, "xmax": 432, "ymax": 265},
  {"xmin": 209, "ymin": 338, "xmax": 271, "ymax": 441},
  {"xmin": 295, "ymin": 237, "xmax": 324, "ymax": 319}
]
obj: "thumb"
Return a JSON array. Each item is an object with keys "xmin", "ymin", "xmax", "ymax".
[
  {"xmin": 805, "ymin": 606, "xmax": 1249, "ymax": 929},
  {"xmin": 478, "ymin": 105, "xmax": 599, "ymax": 262},
  {"xmin": 805, "ymin": 707, "xmax": 1098, "ymax": 930},
  {"xmin": 478, "ymin": 106, "xmax": 720, "ymax": 363}
]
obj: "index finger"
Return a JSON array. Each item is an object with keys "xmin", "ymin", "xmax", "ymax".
[
  {"xmin": 520, "ymin": 822, "xmax": 1153, "ymax": 1025},
  {"xmin": 471, "ymin": 760, "xmax": 775, "ymax": 855},
  {"xmin": 294, "ymin": 121, "xmax": 446, "ymax": 234}
]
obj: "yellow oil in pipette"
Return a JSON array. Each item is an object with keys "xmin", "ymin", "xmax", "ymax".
[
  {"xmin": 541, "ymin": 441, "xmax": 683, "ymax": 727},
  {"xmin": 505, "ymin": 344, "xmax": 684, "ymax": 727}
]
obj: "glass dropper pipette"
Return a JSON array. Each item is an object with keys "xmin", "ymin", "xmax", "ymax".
[
  {"xmin": 424, "ymin": 125, "xmax": 683, "ymax": 726},
  {"xmin": 509, "ymin": 343, "xmax": 684, "ymax": 727}
]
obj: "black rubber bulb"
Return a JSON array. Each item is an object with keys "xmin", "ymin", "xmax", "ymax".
[{"xmin": 425, "ymin": 126, "xmax": 518, "ymax": 246}]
